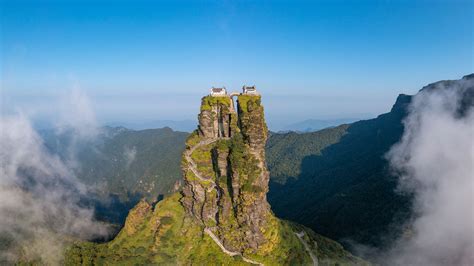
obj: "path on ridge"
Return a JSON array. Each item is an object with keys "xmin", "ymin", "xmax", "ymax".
[
  {"xmin": 185, "ymin": 137, "xmax": 264, "ymax": 266},
  {"xmin": 295, "ymin": 231, "xmax": 318, "ymax": 266},
  {"xmin": 184, "ymin": 138, "xmax": 222, "ymax": 183},
  {"xmin": 204, "ymin": 228, "xmax": 263, "ymax": 266}
]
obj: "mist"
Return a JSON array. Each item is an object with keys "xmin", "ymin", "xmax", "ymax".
[
  {"xmin": 385, "ymin": 79, "xmax": 474, "ymax": 265},
  {"xmin": 0, "ymin": 89, "xmax": 110, "ymax": 264}
]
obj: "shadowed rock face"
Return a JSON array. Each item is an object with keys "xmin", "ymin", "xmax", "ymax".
[{"xmin": 181, "ymin": 93, "xmax": 274, "ymax": 254}]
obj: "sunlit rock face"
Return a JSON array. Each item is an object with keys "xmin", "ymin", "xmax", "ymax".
[
  {"xmin": 63, "ymin": 89, "xmax": 368, "ymax": 266},
  {"xmin": 181, "ymin": 92, "xmax": 275, "ymax": 254}
]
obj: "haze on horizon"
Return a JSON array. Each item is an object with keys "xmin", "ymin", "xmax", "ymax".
[{"xmin": 1, "ymin": 0, "xmax": 473, "ymax": 130}]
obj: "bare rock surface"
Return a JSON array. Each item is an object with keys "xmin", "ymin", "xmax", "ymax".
[{"xmin": 182, "ymin": 93, "xmax": 275, "ymax": 254}]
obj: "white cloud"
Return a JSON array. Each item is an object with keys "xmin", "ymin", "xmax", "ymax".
[
  {"xmin": 0, "ymin": 89, "xmax": 110, "ymax": 264},
  {"xmin": 56, "ymin": 85, "xmax": 99, "ymax": 139},
  {"xmin": 385, "ymin": 79, "xmax": 474, "ymax": 265},
  {"xmin": 124, "ymin": 146, "xmax": 137, "ymax": 169}
]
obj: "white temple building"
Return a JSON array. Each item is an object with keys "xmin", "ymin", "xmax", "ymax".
[
  {"xmin": 242, "ymin": 85, "xmax": 258, "ymax": 95},
  {"xmin": 210, "ymin": 87, "xmax": 227, "ymax": 96}
]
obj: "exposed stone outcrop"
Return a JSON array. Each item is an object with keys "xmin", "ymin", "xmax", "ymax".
[
  {"xmin": 181, "ymin": 93, "xmax": 275, "ymax": 254},
  {"xmin": 123, "ymin": 200, "xmax": 152, "ymax": 236},
  {"xmin": 198, "ymin": 96, "xmax": 233, "ymax": 138},
  {"xmin": 237, "ymin": 96, "xmax": 268, "ymax": 152}
]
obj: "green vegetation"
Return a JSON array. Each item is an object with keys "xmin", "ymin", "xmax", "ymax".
[
  {"xmin": 40, "ymin": 93, "xmax": 414, "ymax": 258},
  {"xmin": 65, "ymin": 193, "xmax": 366, "ymax": 265},
  {"xmin": 201, "ymin": 95, "xmax": 231, "ymax": 111},
  {"xmin": 237, "ymin": 95, "xmax": 268, "ymax": 147},
  {"xmin": 191, "ymin": 143, "xmax": 215, "ymax": 179},
  {"xmin": 228, "ymin": 134, "xmax": 261, "ymax": 191},
  {"xmin": 266, "ymin": 95, "xmax": 414, "ymax": 251},
  {"xmin": 290, "ymin": 222, "xmax": 368, "ymax": 266},
  {"xmin": 42, "ymin": 126, "xmax": 188, "ymax": 203},
  {"xmin": 237, "ymin": 95, "xmax": 261, "ymax": 113},
  {"xmin": 63, "ymin": 89, "xmax": 369, "ymax": 265},
  {"xmin": 266, "ymin": 124, "xmax": 349, "ymax": 184},
  {"xmin": 40, "ymin": 126, "xmax": 188, "ymax": 226},
  {"xmin": 185, "ymin": 171, "xmax": 213, "ymax": 186},
  {"xmin": 47, "ymin": 79, "xmax": 473, "ymax": 264},
  {"xmin": 215, "ymin": 138, "xmax": 230, "ymax": 150},
  {"xmin": 185, "ymin": 130, "xmax": 200, "ymax": 147}
]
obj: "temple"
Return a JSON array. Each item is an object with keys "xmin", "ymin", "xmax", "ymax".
[
  {"xmin": 210, "ymin": 87, "xmax": 227, "ymax": 96},
  {"xmin": 242, "ymin": 85, "xmax": 258, "ymax": 95},
  {"xmin": 209, "ymin": 85, "xmax": 259, "ymax": 97}
]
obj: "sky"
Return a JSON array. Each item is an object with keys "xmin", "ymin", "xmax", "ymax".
[{"xmin": 1, "ymin": 0, "xmax": 473, "ymax": 130}]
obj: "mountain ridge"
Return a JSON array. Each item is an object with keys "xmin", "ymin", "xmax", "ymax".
[
  {"xmin": 266, "ymin": 74, "xmax": 473, "ymax": 255},
  {"xmin": 281, "ymin": 118, "xmax": 362, "ymax": 133},
  {"xmin": 64, "ymin": 91, "xmax": 366, "ymax": 265}
]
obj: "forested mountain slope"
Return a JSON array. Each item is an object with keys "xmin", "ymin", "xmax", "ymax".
[
  {"xmin": 40, "ymin": 127, "xmax": 188, "ymax": 226},
  {"xmin": 41, "ymin": 126, "xmax": 188, "ymax": 201},
  {"xmin": 266, "ymin": 74, "xmax": 473, "ymax": 252},
  {"xmin": 266, "ymin": 94, "xmax": 412, "ymax": 249}
]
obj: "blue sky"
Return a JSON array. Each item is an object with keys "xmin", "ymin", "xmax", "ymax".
[{"xmin": 1, "ymin": 0, "xmax": 473, "ymax": 129}]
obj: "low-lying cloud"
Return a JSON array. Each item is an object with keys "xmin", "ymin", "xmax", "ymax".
[
  {"xmin": 385, "ymin": 79, "xmax": 474, "ymax": 265},
  {"xmin": 0, "ymin": 89, "xmax": 110, "ymax": 264},
  {"xmin": 124, "ymin": 146, "xmax": 137, "ymax": 169}
]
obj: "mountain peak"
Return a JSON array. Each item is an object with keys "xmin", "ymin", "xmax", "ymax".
[
  {"xmin": 64, "ymin": 89, "xmax": 367, "ymax": 266},
  {"xmin": 182, "ymin": 93, "xmax": 273, "ymax": 254}
]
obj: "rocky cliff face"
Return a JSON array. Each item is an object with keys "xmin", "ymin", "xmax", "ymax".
[
  {"xmin": 181, "ymin": 94, "xmax": 276, "ymax": 254},
  {"xmin": 64, "ymin": 90, "xmax": 367, "ymax": 266}
]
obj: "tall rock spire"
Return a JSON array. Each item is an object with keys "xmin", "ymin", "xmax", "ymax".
[
  {"xmin": 181, "ymin": 91, "xmax": 276, "ymax": 254},
  {"xmin": 65, "ymin": 87, "xmax": 366, "ymax": 266}
]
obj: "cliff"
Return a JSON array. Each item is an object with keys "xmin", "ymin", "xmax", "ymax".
[
  {"xmin": 181, "ymin": 94, "xmax": 274, "ymax": 254},
  {"xmin": 65, "ymin": 90, "xmax": 367, "ymax": 265}
]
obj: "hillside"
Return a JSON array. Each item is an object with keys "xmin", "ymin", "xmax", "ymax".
[
  {"xmin": 266, "ymin": 74, "xmax": 473, "ymax": 252},
  {"xmin": 40, "ymin": 126, "xmax": 188, "ymax": 225},
  {"xmin": 65, "ymin": 91, "xmax": 366, "ymax": 265},
  {"xmin": 66, "ymin": 193, "xmax": 364, "ymax": 265},
  {"xmin": 41, "ymin": 126, "xmax": 188, "ymax": 201},
  {"xmin": 281, "ymin": 118, "xmax": 360, "ymax": 132},
  {"xmin": 267, "ymin": 96, "xmax": 411, "ymax": 250},
  {"xmin": 106, "ymin": 119, "xmax": 196, "ymax": 132}
]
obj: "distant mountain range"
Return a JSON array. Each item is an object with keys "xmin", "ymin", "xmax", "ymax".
[
  {"xmin": 103, "ymin": 118, "xmax": 364, "ymax": 134},
  {"xmin": 41, "ymin": 117, "xmax": 367, "ymax": 135},
  {"xmin": 280, "ymin": 118, "xmax": 363, "ymax": 132},
  {"xmin": 106, "ymin": 119, "xmax": 197, "ymax": 132}
]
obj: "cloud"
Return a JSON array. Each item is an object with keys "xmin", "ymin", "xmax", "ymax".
[
  {"xmin": 56, "ymin": 85, "xmax": 99, "ymax": 139},
  {"xmin": 124, "ymin": 146, "xmax": 137, "ymax": 169},
  {"xmin": 385, "ymin": 79, "xmax": 474, "ymax": 265},
  {"xmin": 0, "ymin": 90, "xmax": 110, "ymax": 264},
  {"xmin": 54, "ymin": 86, "xmax": 102, "ymax": 170}
]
